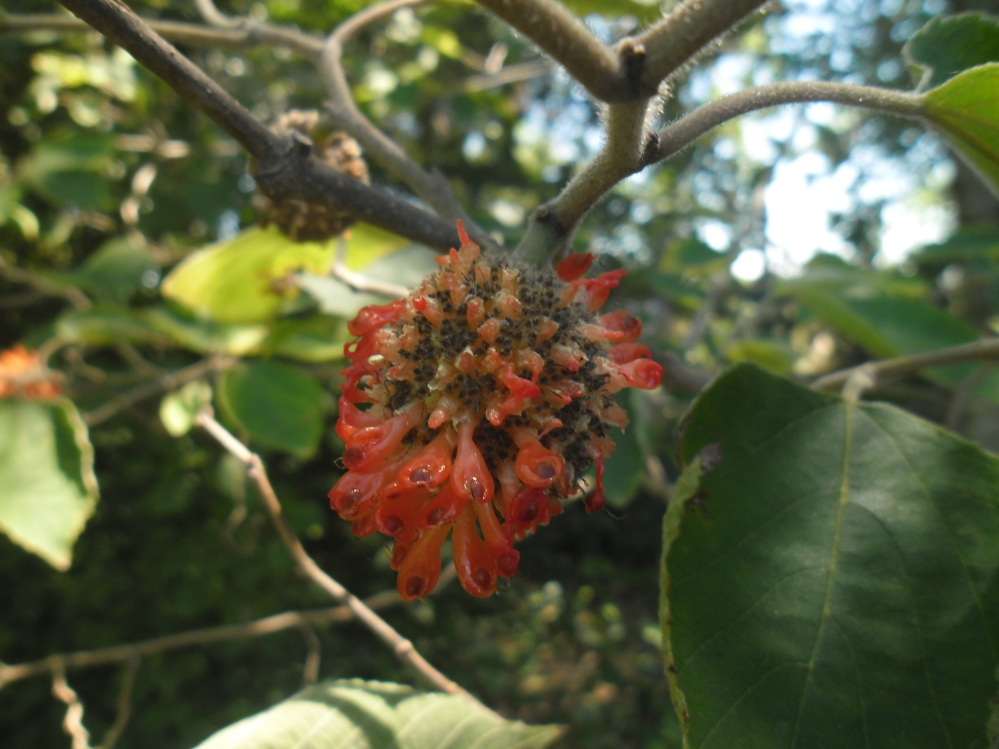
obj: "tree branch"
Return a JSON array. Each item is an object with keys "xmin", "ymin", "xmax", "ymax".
[
  {"xmin": 634, "ymin": 0, "xmax": 769, "ymax": 93},
  {"xmin": 194, "ymin": 408, "xmax": 482, "ymax": 705},
  {"xmin": 653, "ymin": 80, "xmax": 925, "ymax": 162},
  {"xmin": 473, "ymin": 0, "xmax": 627, "ymax": 102},
  {"xmin": 51, "ymin": 0, "xmax": 461, "ymax": 252},
  {"xmin": 0, "ymin": 12, "xmax": 324, "ymax": 58},
  {"xmin": 0, "ymin": 596, "xmax": 403, "ymax": 689},
  {"xmin": 811, "ymin": 338, "xmax": 999, "ymax": 393}
]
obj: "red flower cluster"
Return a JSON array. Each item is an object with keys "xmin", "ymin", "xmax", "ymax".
[
  {"xmin": 0, "ymin": 345, "xmax": 62, "ymax": 401},
  {"xmin": 329, "ymin": 224, "xmax": 663, "ymax": 600}
]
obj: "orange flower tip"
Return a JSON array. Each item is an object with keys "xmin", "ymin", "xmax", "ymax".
[
  {"xmin": 456, "ymin": 219, "xmax": 472, "ymax": 247},
  {"xmin": 401, "ymin": 576, "xmax": 428, "ymax": 600},
  {"xmin": 348, "ymin": 301, "xmax": 403, "ymax": 336},
  {"xmin": 585, "ymin": 488, "xmax": 607, "ymax": 513},
  {"xmin": 556, "ymin": 252, "xmax": 595, "ymax": 281},
  {"xmin": 515, "ymin": 443, "xmax": 565, "ymax": 488},
  {"xmin": 497, "ymin": 549, "xmax": 521, "ymax": 578},
  {"xmin": 501, "ymin": 367, "xmax": 542, "ymax": 398},
  {"xmin": 620, "ymin": 358, "xmax": 664, "ymax": 390},
  {"xmin": 601, "ymin": 309, "xmax": 643, "ymax": 342}
]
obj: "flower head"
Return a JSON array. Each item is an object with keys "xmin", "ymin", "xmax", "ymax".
[
  {"xmin": 329, "ymin": 224, "xmax": 663, "ymax": 599},
  {"xmin": 0, "ymin": 345, "xmax": 63, "ymax": 401}
]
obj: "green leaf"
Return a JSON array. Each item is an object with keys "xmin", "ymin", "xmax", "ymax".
[
  {"xmin": 50, "ymin": 237, "xmax": 159, "ymax": 304},
  {"xmin": 216, "ymin": 360, "xmax": 326, "ymax": 457},
  {"xmin": 18, "ymin": 131, "xmax": 117, "ymax": 210},
  {"xmin": 143, "ymin": 307, "xmax": 348, "ymax": 361},
  {"xmin": 56, "ymin": 307, "xmax": 167, "ymax": 347},
  {"xmin": 0, "ymin": 399, "xmax": 99, "ymax": 570},
  {"xmin": 160, "ymin": 380, "xmax": 213, "ymax": 437},
  {"xmin": 922, "ymin": 63, "xmax": 999, "ymax": 198},
  {"xmin": 904, "ymin": 13, "xmax": 999, "ymax": 90},
  {"xmin": 193, "ymin": 679, "xmax": 562, "ymax": 749},
  {"xmin": 162, "ymin": 226, "xmax": 335, "ymax": 324},
  {"xmin": 662, "ymin": 364, "xmax": 999, "ymax": 748}
]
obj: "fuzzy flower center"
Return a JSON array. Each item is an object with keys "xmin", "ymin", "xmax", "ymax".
[{"xmin": 329, "ymin": 223, "xmax": 663, "ymax": 599}]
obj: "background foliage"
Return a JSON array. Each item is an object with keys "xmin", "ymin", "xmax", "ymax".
[{"xmin": 1, "ymin": 0, "xmax": 998, "ymax": 747}]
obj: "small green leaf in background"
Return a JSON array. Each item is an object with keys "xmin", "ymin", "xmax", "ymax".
[
  {"xmin": 904, "ymin": 13, "xmax": 999, "ymax": 90},
  {"xmin": 662, "ymin": 364, "xmax": 999, "ymax": 749},
  {"xmin": 0, "ymin": 399, "xmax": 99, "ymax": 570},
  {"xmin": 50, "ymin": 237, "xmax": 159, "ymax": 304},
  {"xmin": 18, "ymin": 130, "xmax": 118, "ymax": 210},
  {"xmin": 217, "ymin": 360, "xmax": 326, "ymax": 458},
  {"xmin": 160, "ymin": 380, "xmax": 213, "ymax": 437},
  {"xmin": 193, "ymin": 679, "xmax": 562, "ymax": 749},
  {"xmin": 162, "ymin": 226, "xmax": 335, "ymax": 324}
]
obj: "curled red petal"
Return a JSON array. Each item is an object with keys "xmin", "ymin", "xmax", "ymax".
[
  {"xmin": 501, "ymin": 366, "xmax": 542, "ymax": 399},
  {"xmin": 395, "ymin": 525, "xmax": 450, "ymax": 600},
  {"xmin": 348, "ymin": 300, "xmax": 404, "ymax": 337},
  {"xmin": 451, "ymin": 421, "xmax": 494, "ymax": 503},
  {"xmin": 343, "ymin": 408, "xmax": 420, "ymax": 471},
  {"xmin": 578, "ymin": 269, "xmax": 627, "ymax": 310},
  {"xmin": 335, "ymin": 397, "xmax": 381, "ymax": 441},
  {"xmin": 599, "ymin": 309, "xmax": 643, "ymax": 342},
  {"xmin": 608, "ymin": 342, "xmax": 652, "ymax": 364},
  {"xmin": 556, "ymin": 252, "xmax": 595, "ymax": 281},
  {"xmin": 453, "ymin": 505, "xmax": 498, "ymax": 597},
  {"xmin": 387, "ymin": 431, "xmax": 454, "ymax": 493},
  {"xmin": 514, "ymin": 441, "xmax": 565, "ymax": 489},
  {"xmin": 616, "ymin": 357, "xmax": 664, "ymax": 390},
  {"xmin": 472, "ymin": 500, "xmax": 520, "ymax": 578}
]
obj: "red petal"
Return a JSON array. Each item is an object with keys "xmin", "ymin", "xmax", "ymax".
[
  {"xmin": 451, "ymin": 421, "xmax": 495, "ymax": 503},
  {"xmin": 453, "ymin": 505, "xmax": 498, "ymax": 597},
  {"xmin": 556, "ymin": 252, "xmax": 595, "ymax": 281}
]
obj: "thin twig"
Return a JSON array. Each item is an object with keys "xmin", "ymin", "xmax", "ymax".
[
  {"xmin": 0, "ymin": 13, "xmax": 324, "ymax": 58},
  {"xmin": 99, "ymin": 657, "xmax": 139, "ymax": 749},
  {"xmin": 0, "ymin": 596, "xmax": 402, "ymax": 689},
  {"xmin": 51, "ymin": 0, "xmax": 460, "ymax": 252},
  {"xmin": 51, "ymin": 668, "xmax": 93, "ymax": 749},
  {"xmin": 194, "ymin": 408, "xmax": 483, "ymax": 705},
  {"xmin": 192, "ymin": 0, "xmax": 241, "ymax": 29},
  {"xmin": 0, "ymin": 255, "xmax": 92, "ymax": 310},
  {"xmin": 811, "ymin": 338, "xmax": 999, "ymax": 392},
  {"xmin": 331, "ymin": 236, "xmax": 409, "ymax": 299},
  {"xmin": 319, "ymin": 0, "xmax": 480, "ymax": 235},
  {"xmin": 82, "ymin": 355, "xmax": 236, "ymax": 427},
  {"xmin": 653, "ymin": 81, "xmax": 925, "ymax": 163}
]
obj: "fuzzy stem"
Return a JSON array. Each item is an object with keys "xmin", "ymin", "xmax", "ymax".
[{"xmin": 652, "ymin": 80, "xmax": 926, "ymax": 162}]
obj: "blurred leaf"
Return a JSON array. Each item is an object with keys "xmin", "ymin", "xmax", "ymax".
[
  {"xmin": 663, "ymin": 364, "xmax": 999, "ymax": 748},
  {"xmin": 162, "ymin": 226, "xmax": 335, "ymax": 324},
  {"xmin": 160, "ymin": 381, "xmax": 213, "ymax": 437},
  {"xmin": 562, "ymin": 0, "xmax": 662, "ymax": 22},
  {"xmin": 50, "ymin": 237, "xmax": 158, "ymax": 304},
  {"xmin": 905, "ymin": 13, "xmax": 999, "ymax": 90},
  {"xmin": 601, "ymin": 389, "xmax": 667, "ymax": 506},
  {"xmin": 298, "ymin": 244, "xmax": 435, "ymax": 318},
  {"xmin": 18, "ymin": 131, "xmax": 117, "ymax": 210},
  {"xmin": 143, "ymin": 307, "xmax": 348, "ymax": 361},
  {"xmin": 777, "ymin": 254, "xmax": 926, "ymax": 298},
  {"xmin": 913, "ymin": 225, "xmax": 999, "ymax": 264},
  {"xmin": 922, "ymin": 63, "xmax": 999, "ymax": 198},
  {"xmin": 193, "ymin": 679, "xmax": 562, "ymax": 749},
  {"xmin": 56, "ymin": 306, "xmax": 166, "ymax": 347},
  {"xmin": 0, "ymin": 399, "xmax": 98, "ymax": 570},
  {"xmin": 723, "ymin": 339, "xmax": 796, "ymax": 375},
  {"xmin": 217, "ymin": 360, "xmax": 326, "ymax": 457}
]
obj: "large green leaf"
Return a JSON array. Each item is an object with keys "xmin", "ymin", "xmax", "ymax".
[
  {"xmin": 193, "ymin": 679, "xmax": 562, "ymax": 749},
  {"xmin": 216, "ymin": 360, "xmax": 326, "ymax": 457},
  {"xmin": 922, "ymin": 64, "xmax": 999, "ymax": 197},
  {"xmin": 905, "ymin": 13, "xmax": 999, "ymax": 90},
  {"xmin": 662, "ymin": 364, "xmax": 999, "ymax": 748},
  {"xmin": 162, "ymin": 226, "xmax": 335, "ymax": 324},
  {"xmin": 18, "ymin": 130, "xmax": 117, "ymax": 210},
  {"xmin": 0, "ymin": 399, "xmax": 99, "ymax": 570}
]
